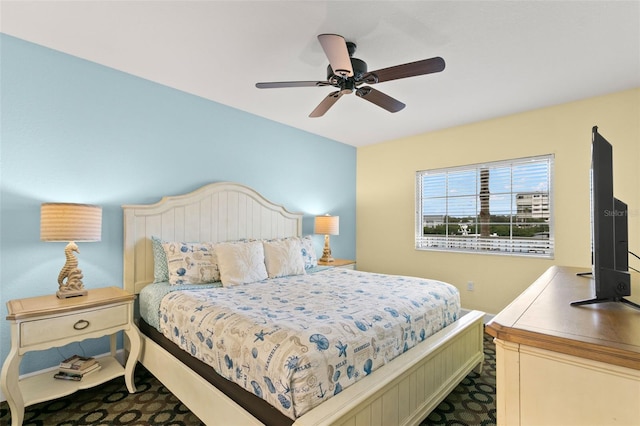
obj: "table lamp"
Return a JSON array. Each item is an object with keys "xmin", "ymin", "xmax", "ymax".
[
  {"xmin": 40, "ymin": 203, "xmax": 102, "ymax": 298},
  {"xmin": 314, "ymin": 215, "xmax": 339, "ymax": 262}
]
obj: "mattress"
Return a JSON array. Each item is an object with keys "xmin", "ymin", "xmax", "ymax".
[{"xmin": 139, "ymin": 268, "xmax": 460, "ymax": 420}]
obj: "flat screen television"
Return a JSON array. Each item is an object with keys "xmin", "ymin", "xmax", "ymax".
[{"xmin": 571, "ymin": 126, "xmax": 639, "ymax": 309}]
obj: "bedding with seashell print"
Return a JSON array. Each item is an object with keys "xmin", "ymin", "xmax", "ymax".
[{"xmin": 157, "ymin": 268, "xmax": 460, "ymax": 420}]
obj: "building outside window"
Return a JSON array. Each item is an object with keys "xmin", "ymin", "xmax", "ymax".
[{"xmin": 415, "ymin": 154, "xmax": 554, "ymax": 257}]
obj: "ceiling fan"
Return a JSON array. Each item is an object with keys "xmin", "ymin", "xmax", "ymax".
[{"xmin": 255, "ymin": 33, "xmax": 445, "ymax": 118}]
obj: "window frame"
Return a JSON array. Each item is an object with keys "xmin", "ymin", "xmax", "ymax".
[{"xmin": 415, "ymin": 154, "xmax": 554, "ymax": 258}]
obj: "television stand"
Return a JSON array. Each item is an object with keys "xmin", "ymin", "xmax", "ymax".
[
  {"xmin": 486, "ymin": 266, "xmax": 640, "ymax": 426},
  {"xmin": 570, "ymin": 296, "xmax": 640, "ymax": 310}
]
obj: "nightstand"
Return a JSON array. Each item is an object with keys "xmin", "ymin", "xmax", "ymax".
[
  {"xmin": 317, "ymin": 258, "xmax": 356, "ymax": 270},
  {"xmin": 0, "ymin": 287, "xmax": 141, "ymax": 426}
]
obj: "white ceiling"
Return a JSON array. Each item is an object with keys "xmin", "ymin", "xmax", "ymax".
[{"xmin": 2, "ymin": 1, "xmax": 639, "ymax": 147}]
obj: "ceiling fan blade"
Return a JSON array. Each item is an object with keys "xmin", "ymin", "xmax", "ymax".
[
  {"xmin": 318, "ymin": 34, "xmax": 353, "ymax": 77},
  {"xmin": 256, "ymin": 81, "xmax": 331, "ymax": 89},
  {"xmin": 363, "ymin": 57, "xmax": 445, "ymax": 84},
  {"xmin": 309, "ymin": 91, "xmax": 343, "ymax": 118},
  {"xmin": 356, "ymin": 86, "xmax": 405, "ymax": 113}
]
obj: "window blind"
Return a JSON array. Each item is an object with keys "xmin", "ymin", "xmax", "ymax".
[{"xmin": 415, "ymin": 154, "xmax": 554, "ymax": 258}]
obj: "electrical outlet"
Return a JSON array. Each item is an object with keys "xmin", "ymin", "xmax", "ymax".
[{"xmin": 467, "ymin": 281, "xmax": 475, "ymax": 291}]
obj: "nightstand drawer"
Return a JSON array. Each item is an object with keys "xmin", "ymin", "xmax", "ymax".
[{"xmin": 20, "ymin": 304, "xmax": 128, "ymax": 347}]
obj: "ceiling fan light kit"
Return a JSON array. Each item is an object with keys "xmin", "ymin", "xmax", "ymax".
[{"xmin": 256, "ymin": 33, "xmax": 445, "ymax": 118}]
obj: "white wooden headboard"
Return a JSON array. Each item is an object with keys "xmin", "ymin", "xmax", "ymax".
[{"xmin": 122, "ymin": 182, "xmax": 303, "ymax": 294}]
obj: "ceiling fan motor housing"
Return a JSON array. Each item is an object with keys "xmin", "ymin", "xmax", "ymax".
[{"xmin": 327, "ymin": 57, "xmax": 367, "ymax": 84}]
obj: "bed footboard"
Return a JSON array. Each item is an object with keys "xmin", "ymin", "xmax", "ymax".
[
  {"xmin": 295, "ymin": 310, "xmax": 485, "ymax": 426},
  {"xmin": 138, "ymin": 310, "xmax": 485, "ymax": 426}
]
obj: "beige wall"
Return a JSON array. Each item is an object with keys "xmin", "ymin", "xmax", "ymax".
[{"xmin": 356, "ymin": 88, "xmax": 640, "ymax": 314}]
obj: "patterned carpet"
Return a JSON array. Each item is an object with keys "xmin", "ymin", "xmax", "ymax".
[
  {"xmin": 423, "ymin": 333, "xmax": 496, "ymax": 425},
  {"xmin": 0, "ymin": 334, "xmax": 495, "ymax": 426}
]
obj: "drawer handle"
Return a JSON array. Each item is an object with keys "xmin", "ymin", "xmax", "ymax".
[{"xmin": 73, "ymin": 319, "xmax": 90, "ymax": 330}]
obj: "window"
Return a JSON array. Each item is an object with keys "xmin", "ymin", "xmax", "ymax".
[{"xmin": 416, "ymin": 154, "xmax": 554, "ymax": 257}]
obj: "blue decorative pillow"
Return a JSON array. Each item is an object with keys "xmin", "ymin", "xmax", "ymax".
[
  {"xmin": 299, "ymin": 235, "xmax": 318, "ymax": 269},
  {"xmin": 151, "ymin": 236, "xmax": 169, "ymax": 283},
  {"xmin": 162, "ymin": 242, "xmax": 220, "ymax": 285}
]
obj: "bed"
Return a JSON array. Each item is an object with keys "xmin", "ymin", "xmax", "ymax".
[{"xmin": 123, "ymin": 182, "xmax": 485, "ymax": 426}]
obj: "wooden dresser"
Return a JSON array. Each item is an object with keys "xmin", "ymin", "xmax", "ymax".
[{"xmin": 486, "ymin": 266, "xmax": 640, "ymax": 426}]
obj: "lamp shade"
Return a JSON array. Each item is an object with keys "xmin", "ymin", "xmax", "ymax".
[
  {"xmin": 314, "ymin": 215, "xmax": 339, "ymax": 235},
  {"xmin": 41, "ymin": 203, "xmax": 102, "ymax": 242}
]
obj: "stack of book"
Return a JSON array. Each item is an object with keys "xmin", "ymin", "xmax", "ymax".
[{"xmin": 54, "ymin": 355, "xmax": 101, "ymax": 381}]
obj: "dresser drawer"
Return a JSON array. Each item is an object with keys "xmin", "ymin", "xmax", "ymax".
[{"xmin": 20, "ymin": 304, "xmax": 129, "ymax": 348}]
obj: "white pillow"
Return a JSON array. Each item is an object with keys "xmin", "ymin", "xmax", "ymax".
[
  {"xmin": 263, "ymin": 238, "xmax": 306, "ymax": 278},
  {"xmin": 162, "ymin": 242, "xmax": 219, "ymax": 285},
  {"xmin": 216, "ymin": 240, "xmax": 268, "ymax": 286}
]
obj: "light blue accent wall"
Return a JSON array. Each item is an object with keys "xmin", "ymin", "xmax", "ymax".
[{"xmin": 0, "ymin": 34, "xmax": 356, "ymax": 375}]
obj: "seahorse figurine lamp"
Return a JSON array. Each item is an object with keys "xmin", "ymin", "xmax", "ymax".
[{"xmin": 40, "ymin": 203, "xmax": 102, "ymax": 299}]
